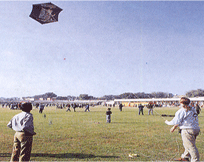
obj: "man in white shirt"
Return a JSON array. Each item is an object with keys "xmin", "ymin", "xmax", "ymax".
[
  {"xmin": 7, "ymin": 102, "xmax": 36, "ymax": 162},
  {"xmin": 165, "ymin": 97, "xmax": 200, "ymax": 162}
]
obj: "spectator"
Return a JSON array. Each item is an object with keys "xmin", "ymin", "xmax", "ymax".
[
  {"xmin": 138, "ymin": 104, "xmax": 144, "ymax": 115},
  {"xmin": 66, "ymin": 104, "xmax": 71, "ymax": 112},
  {"xmin": 147, "ymin": 102, "xmax": 154, "ymax": 115},
  {"xmin": 119, "ymin": 103, "xmax": 123, "ymax": 111},
  {"xmin": 195, "ymin": 104, "xmax": 201, "ymax": 115},
  {"xmin": 39, "ymin": 104, "xmax": 45, "ymax": 113},
  {"xmin": 72, "ymin": 103, "xmax": 76, "ymax": 112},
  {"xmin": 85, "ymin": 104, "xmax": 90, "ymax": 112}
]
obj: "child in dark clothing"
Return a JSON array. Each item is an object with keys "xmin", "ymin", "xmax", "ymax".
[{"xmin": 106, "ymin": 108, "xmax": 112, "ymax": 123}]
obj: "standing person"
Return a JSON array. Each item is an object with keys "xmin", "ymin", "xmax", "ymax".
[
  {"xmin": 119, "ymin": 103, "xmax": 123, "ymax": 111},
  {"xmin": 106, "ymin": 108, "xmax": 112, "ymax": 123},
  {"xmin": 39, "ymin": 103, "xmax": 45, "ymax": 113},
  {"xmin": 147, "ymin": 102, "xmax": 154, "ymax": 115},
  {"xmin": 195, "ymin": 103, "xmax": 201, "ymax": 115},
  {"xmin": 66, "ymin": 104, "xmax": 71, "ymax": 112},
  {"xmin": 35, "ymin": 103, "xmax": 39, "ymax": 109},
  {"xmin": 7, "ymin": 102, "xmax": 36, "ymax": 162},
  {"xmin": 165, "ymin": 97, "xmax": 200, "ymax": 162},
  {"xmin": 85, "ymin": 104, "xmax": 90, "ymax": 112},
  {"xmin": 138, "ymin": 104, "xmax": 144, "ymax": 115},
  {"xmin": 72, "ymin": 103, "xmax": 76, "ymax": 112}
]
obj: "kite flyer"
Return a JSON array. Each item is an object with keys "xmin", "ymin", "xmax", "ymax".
[
  {"xmin": 165, "ymin": 97, "xmax": 200, "ymax": 162},
  {"xmin": 7, "ymin": 102, "xmax": 36, "ymax": 161},
  {"xmin": 106, "ymin": 108, "xmax": 112, "ymax": 123}
]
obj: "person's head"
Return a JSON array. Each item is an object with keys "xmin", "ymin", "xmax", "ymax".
[
  {"xmin": 180, "ymin": 97, "xmax": 190, "ymax": 107},
  {"xmin": 21, "ymin": 103, "xmax": 32, "ymax": 112},
  {"xmin": 108, "ymin": 108, "xmax": 111, "ymax": 110},
  {"xmin": 149, "ymin": 101, "xmax": 153, "ymax": 105}
]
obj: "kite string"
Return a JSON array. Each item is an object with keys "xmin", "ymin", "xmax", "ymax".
[
  {"xmin": 153, "ymin": 109, "xmax": 167, "ymax": 120},
  {"xmin": 153, "ymin": 108, "xmax": 181, "ymax": 161},
  {"xmin": 169, "ymin": 137, "xmax": 180, "ymax": 161}
]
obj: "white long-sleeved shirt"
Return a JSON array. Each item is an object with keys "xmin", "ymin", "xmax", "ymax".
[
  {"xmin": 7, "ymin": 111, "xmax": 36, "ymax": 135},
  {"xmin": 165, "ymin": 106, "xmax": 200, "ymax": 129}
]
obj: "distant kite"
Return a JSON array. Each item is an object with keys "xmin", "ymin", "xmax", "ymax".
[{"xmin": 29, "ymin": 2, "xmax": 62, "ymax": 24}]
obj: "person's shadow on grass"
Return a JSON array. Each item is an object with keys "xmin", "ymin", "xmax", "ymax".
[
  {"xmin": 31, "ymin": 153, "xmax": 119, "ymax": 159},
  {"xmin": 0, "ymin": 153, "xmax": 119, "ymax": 160}
]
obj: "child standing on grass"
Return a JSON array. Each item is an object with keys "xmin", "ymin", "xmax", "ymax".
[
  {"xmin": 165, "ymin": 97, "xmax": 200, "ymax": 162},
  {"xmin": 7, "ymin": 102, "xmax": 36, "ymax": 162},
  {"xmin": 106, "ymin": 108, "xmax": 112, "ymax": 123}
]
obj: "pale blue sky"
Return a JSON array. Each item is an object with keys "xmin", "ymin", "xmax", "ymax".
[{"xmin": 0, "ymin": 1, "xmax": 204, "ymax": 98}]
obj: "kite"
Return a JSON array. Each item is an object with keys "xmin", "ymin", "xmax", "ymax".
[{"xmin": 29, "ymin": 2, "xmax": 62, "ymax": 24}]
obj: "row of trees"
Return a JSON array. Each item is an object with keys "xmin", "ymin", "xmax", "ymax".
[
  {"xmin": 186, "ymin": 89, "xmax": 204, "ymax": 97},
  {"xmin": 33, "ymin": 92, "xmax": 77, "ymax": 101},
  {"xmin": 20, "ymin": 89, "xmax": 204, "ymax": 101},
  {"xmin": 3, "ymin": 89, "xmax": 203, "ymax": 102},
  {"xmin": 33, "ymin": 92, "xmax": 57, "ymax": 100},
  {"xmin": 100, "ymin": 92, "xmax": 173, "ymax": 100},
  {"xmin": 27, "ymin": 92, "xmax": 174, "ymax": 101}
]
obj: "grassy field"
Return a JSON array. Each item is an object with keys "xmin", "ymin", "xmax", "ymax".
[{"xmin": 0, "ymin": 106, "xmax": 204, "ymax": 161}]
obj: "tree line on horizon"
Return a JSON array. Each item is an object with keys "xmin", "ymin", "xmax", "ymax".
[
  {"xmin": 34, "ymin": 89, "xmax": 204, "ymax": 100},
  {"xmin": 185, "ymin": 89, "xmax": 204, "ymax": 98},
  {"xmin": 29, "ymin": 92, "xmax": 174, "ymax": 100},
  {"xmin": 3, "ymin": 89, "xmax": 203, "ymax": 101}
]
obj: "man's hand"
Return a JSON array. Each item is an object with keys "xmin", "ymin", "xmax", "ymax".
[{"xmin": 165, "ymin": 120, "xmax": 169, "ymax": 125}]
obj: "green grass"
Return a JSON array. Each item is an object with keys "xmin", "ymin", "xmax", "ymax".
[{"xmin": 0, "ymin": 106, "xmax": 204, "ymax": 161}]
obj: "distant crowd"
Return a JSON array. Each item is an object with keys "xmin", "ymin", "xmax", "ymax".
[{"xmin": 0, "ymin": 102, "xmax": 94, "ymax": 111}]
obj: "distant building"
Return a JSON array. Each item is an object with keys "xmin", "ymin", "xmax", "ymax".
[
  {"xmin": 24, "ymin": 97, "xmax": 34, "ymax": 102},
  {"xmin": 114, "ymin": 97, "xmax": 204, "ymax": 107}
]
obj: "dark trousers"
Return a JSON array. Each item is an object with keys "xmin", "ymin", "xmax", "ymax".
[{"xmin": 139, "ymin": 108, "xmax": 144, "ymax": 115}]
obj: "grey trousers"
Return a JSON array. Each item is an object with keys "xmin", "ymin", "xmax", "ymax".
[
  {"xmin": 148, "ymin": 108, "xmax": 153, "ymax": 115},
  {"xmin": 106, "ymin": 115, "xmax": 111, "ymax": 123},
  {"xmin": 181, "ymin": 128, "xmax": 200, "ymax": 162},
  {"xmin": 11, "ymin": 132, "xmax": 33, "ymax": 162}
]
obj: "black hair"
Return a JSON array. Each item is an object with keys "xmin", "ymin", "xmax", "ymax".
[
  {"xmin": 21, "ymin": 103, "xmax": 32, "ymax": 112},
  {"xmin": 180, "ymin": 97, "xmax": 190, "ymax": 105}
]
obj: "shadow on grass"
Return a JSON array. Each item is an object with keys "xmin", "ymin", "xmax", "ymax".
[
  {"xmin": 31, "ymin": 153, "xmax": 119, "ymax": 159},
  {"xmin": 0, "ymin": 153, "xmax": 119, "ymax": 159},
  {"xmin": 111, "ymin": 122, "xmax": 138, "ymax": 124}
]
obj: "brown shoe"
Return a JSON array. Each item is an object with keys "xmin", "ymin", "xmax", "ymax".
[{"xmin": 174, "ymin": 158, "xmax": 189, "ymax": 161}]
